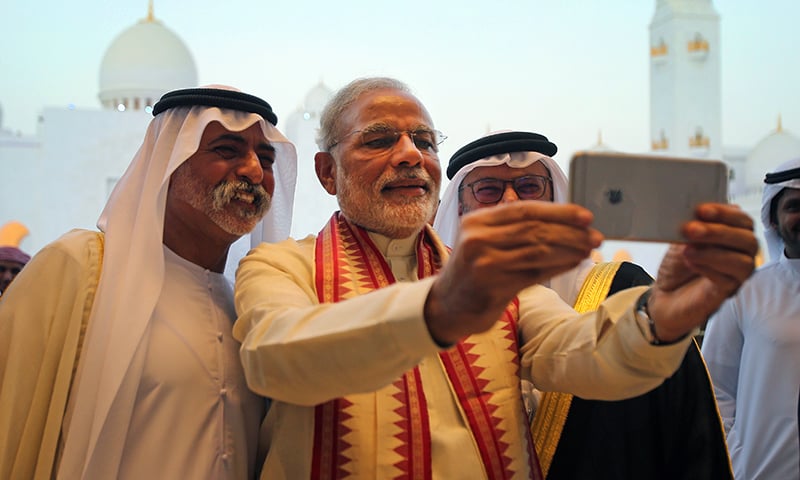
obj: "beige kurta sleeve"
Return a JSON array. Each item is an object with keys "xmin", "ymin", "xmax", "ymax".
[
  {"xmin": 233, "ymin": 237, "xmax": 443, "ymax": 407},
  {"xmin": 235, "ymin": 235, "xmax": 692, "ymax": 409},
  {"xmin": 0, "ymin": 229, "xmax": 103, "ymax": 480},
  {"xmin": 517, "ymin": 284, "xmax": 692, "ymax": 400}
]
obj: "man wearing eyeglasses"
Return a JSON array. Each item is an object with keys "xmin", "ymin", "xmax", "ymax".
[
  {"xmin": 233, "ymin": 77, "xmax": 757, "ymax": 479},
  {"xmin": 435, "ymin": 130, "xmax": 733, "ymax": 479}
]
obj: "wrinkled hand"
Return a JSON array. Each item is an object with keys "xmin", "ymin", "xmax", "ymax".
[
  {"xmin": 425, "ymin": 201, "xmax": 603, "ymax": 344},
  {"xmin": 648, "ymin": 203, "xmax": 758, "ymax": 342}
]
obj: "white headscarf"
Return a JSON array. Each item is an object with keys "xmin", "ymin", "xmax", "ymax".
[
  {"xmin": 761, "ymin": 157, "xmax": 800, "ymax": 261},
  {"xmin": 433, "ymin": 133, "xmax": 593, "ymax": 305},
  {"xmin": 58, "ymin": 87, "xmax": 297, "ymax": 479}
]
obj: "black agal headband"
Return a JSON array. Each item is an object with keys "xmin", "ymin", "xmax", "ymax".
[
  {"xmin": 447, "ymin": 131, "xmax": 557, "ymax": 180},
  {"xmin": 765, "ymin": 166, "xmax": 800, "ymax": 185},
  {"xmin": 152, "ymin": 87, "xmax": 278, "ymax": 126}
]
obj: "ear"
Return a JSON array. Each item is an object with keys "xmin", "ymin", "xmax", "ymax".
[{"xmin": 314, "ymin": 151, "xmax": 338, "ymax": 195}]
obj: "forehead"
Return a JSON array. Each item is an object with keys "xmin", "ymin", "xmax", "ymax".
[
  {"xmin": 0, "ymin": 260, "xmax": 24, "ymax": 269},
  {"xmin": 462, "ymin": 161, "xmax": 550, "ymax": 185},
  {"xmin": 199, "ymin": 120, "xmax": 270, "ymax": 145},
  {"xmin": 342, "ymin": 88, "xmax": 433, "ymax": 130}
]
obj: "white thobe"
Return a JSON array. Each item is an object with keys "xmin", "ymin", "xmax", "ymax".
[
  {"xmin": 111, "ymin": 247, "xmax": 264, "ymax": 479},
  {"xmin": 703, "ymin": 254, "xmax": 800, "ymax": 479}
]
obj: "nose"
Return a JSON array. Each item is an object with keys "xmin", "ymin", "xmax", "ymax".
[
  {"xmin": 389, "ymin": 132, "xmax": 424, "ymax": 168},
  {"xmin": 236, "ymin": 150, "xmax": 264, "ymax": 184},
  {"xmin": 499, "ymin": 183, "xmax": 520, "ymax": 203}
]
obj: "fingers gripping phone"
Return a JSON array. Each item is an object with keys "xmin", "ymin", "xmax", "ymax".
[{"xmin": 569, "ymin": 151, "xmax": 729, "ymax": 243}]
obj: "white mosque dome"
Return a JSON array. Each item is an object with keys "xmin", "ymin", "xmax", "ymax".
[
  {"xmin": 303, "ymin": 81, "xmax": 333, "ymax": 116},
  {"xmin": 98, "ymin": 10, "xmax": 197, "ymax": 112},
  {"xmin": 745, "ymin": 121, "xmax": 800, "ymax": 187}
]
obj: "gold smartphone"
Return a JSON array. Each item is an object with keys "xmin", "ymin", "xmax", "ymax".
[{"xmin": 569, "ymin": 151, "xmax": 729, "ymax": 242}]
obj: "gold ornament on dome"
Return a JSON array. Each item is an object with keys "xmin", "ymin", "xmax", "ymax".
[{"xmin": 146, "ymin": 0, "xmax": 155, "ymax": 22}]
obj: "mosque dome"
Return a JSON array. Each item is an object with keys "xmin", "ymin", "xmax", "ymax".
[
  {"xmin": 303, "ymin": 81, "xmax": 333, "ymax": 116},
  {"xmin": 98, "ymin": 8, "xmax": 197, "ymax": 113},
  {"xmin": 745, "ymin": 118, "xmax": 800, "ymax": 187}
]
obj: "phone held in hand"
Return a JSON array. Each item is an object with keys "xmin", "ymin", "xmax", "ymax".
[{"xmin": 569, "ymin": 151, "xmax": 729, "ymax": 243}]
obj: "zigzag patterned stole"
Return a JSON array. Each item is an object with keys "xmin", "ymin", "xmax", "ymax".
[
  {"xmin": 312, "ymin": 212, "xmax": 541, "ymax": 479},
  {"xmin": 438, "ymin": 298, "xmax": 542, "ymax": 480}
]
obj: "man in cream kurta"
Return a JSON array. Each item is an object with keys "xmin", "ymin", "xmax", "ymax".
[
  {"xmin": 234, "ymin": 77, "xmax": 758, "ymax": 479},
  {"xmin": 0, "ymin": 86, "xmax": 297, "ymax": 479}
]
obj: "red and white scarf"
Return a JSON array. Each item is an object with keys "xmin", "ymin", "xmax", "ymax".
[{"xmin": 311, "ymin": 212, "xmax": 541, "ymax": 479}]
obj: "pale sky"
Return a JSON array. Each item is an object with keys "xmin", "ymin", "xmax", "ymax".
[{"xmin": 2, "ymin": 0, "xmax": 798, "ymax": 172}]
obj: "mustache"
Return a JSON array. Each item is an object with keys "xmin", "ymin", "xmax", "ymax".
[
  {"xmin": 211, "ymin": 180, "xmax": 270, "ymax": 214},
  {"xmin": 378, "ymin": 168, "xmax": 434, "ymax": 190}
]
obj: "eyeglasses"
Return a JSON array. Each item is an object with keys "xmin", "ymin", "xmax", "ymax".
[
  {"xmin": 328, "ymin": 125, "xmax": 447, "ymax": 153},
  {"xmin": 459, "ymin": 175, "xmax": 552, "ymax": 204}
]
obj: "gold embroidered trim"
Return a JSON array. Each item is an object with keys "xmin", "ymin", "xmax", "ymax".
[
  {"xmin": 572, "ymin": 262, "xmax": 620, "ymax": 315},
  {"xmin": 531, "ymin": 262, "xmax": 621, "ymax": 477}
]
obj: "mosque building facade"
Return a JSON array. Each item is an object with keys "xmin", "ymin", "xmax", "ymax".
[
  {"xmin": 1, "ymin": 0, "xmax": 798, "ymax": 273},
  {"xmin": 591, "ymin": 0, "xmax": 799, "ymax": 271},
  {"xmin": 0, "ymin": 4, "xmax": 337, "ymax": 277},
  {"xmin": 0, "ymin": 5, "xmax": 196, "ymax": 256},
  {"xmin": 648, "ymin": 0, "xmax": 800, "ymax": 264}
]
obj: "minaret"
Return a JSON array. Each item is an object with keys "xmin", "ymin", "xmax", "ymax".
[
  {"xmin": 649, "ymin": 0, "xmax": 721, "ymax": 159},
  {"xmin": 283, "ymin": 80, "xmax": 339, "ymax": 239}
]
